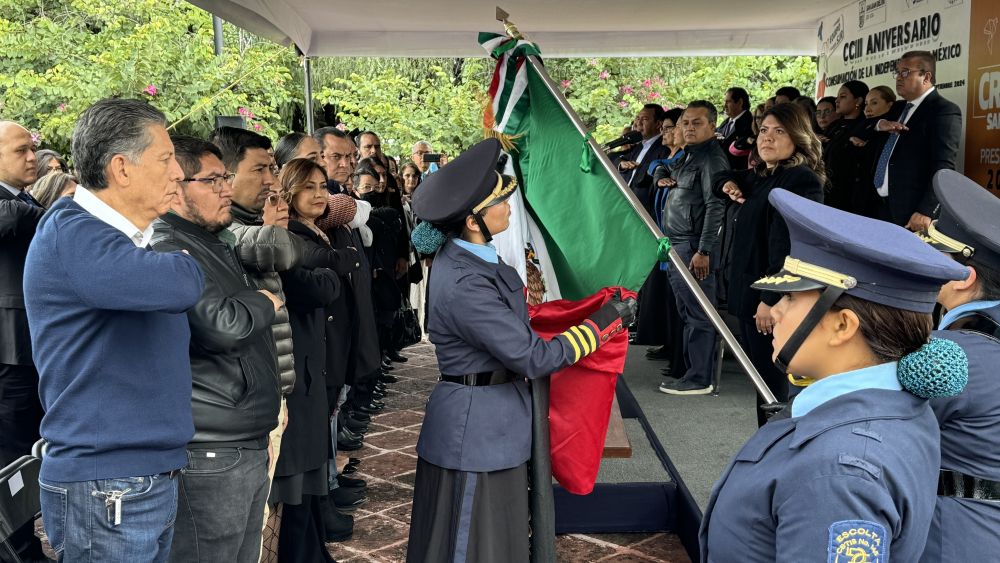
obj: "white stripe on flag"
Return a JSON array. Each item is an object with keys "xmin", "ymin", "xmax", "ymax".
[
  {"xmin": 492, "ymin": 54, "xmax": 509, "ymax": 121},
  {"xmin": 496, "ymin": 63, "xmax": 529, "ymax": 133},
  {"xmin": 480, "ymin": 36, "xmax": 506, "ymax": 53}
]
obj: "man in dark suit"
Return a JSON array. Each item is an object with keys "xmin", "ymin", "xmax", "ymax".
[
  {"xmin": 872, "ymin": 50, "xmax": 962, "ymax": 231},
  {"xmin": 717, "ymin": 87, "xmax": 754, "ymax": 169},
  {"xmin": 0, "ymin": 121, "xmax": 44, "ymax": 467},
  {"xmin": 0, "ymin": 121, "xmax": 46, "ymax": 561},
  {"xmin": 617, "ymin": 104, "xmax": 672, "ymax": 214}
]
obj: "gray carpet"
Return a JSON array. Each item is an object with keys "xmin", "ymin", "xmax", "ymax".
[
  {"xmin": 593, "ymin": 419, "xmax": 672, "ymax": 483},
  {"xmin": 621, "ymin": 344, "xmax": 760, "ymax": 510}
]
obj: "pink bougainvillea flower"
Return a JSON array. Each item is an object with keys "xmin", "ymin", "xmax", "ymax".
[
  {"xmin": 253, "ymin": 123, "xmax": 262, "ymax": 132},
  {"xmin": 143, "ymin": 84, "xmax": 158, "ymax": 96},
  {"xmin": 599, "ymin": 70, "xmax": 610, "ymax": 80},
  {"xmin": 30, "ymin": 132, "xmax": 42, "ymax": 146},
  {"xmin": 238, "ymin": 107, "xmax": 250, "ymax": 116},
  {"xmin": 335, "ymin": 123, "xmax": 347, "ymax": 131},
  {"xmin": 618, "ymin": 100, "xmax": 629, "ymax": 109},
  {"xmin": 642, "ymin": 79, "xmax": 652, "ymax": 88},
  {"xmin": 57, "ymin": 103, "xmax": 67, "ymax": 112},
  {"xmin": 588, "ymin": 58, "xmax": 599, "ymax": 66},
  {"xmin": 248, "ymin": 112, "xmax": 256, "ymax": 120},
  {"xmin": 621, "ymin": 85, "xmax": 634, "ymax": 95},
  {"xmin": 561, "ymin": 79, "xmax": 571, "ymax": 89},
  {"xmin": 647, "ymin": 92, "xmax": 661, "ymax": 100}
]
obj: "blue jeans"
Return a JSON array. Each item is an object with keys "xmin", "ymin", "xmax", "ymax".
[
  {"xmin": 38, "ymin": 473, "xmax": 178, "ymax": 562},
  {"xmin": 666, "ymin": 240, "xmax": 719, "ymax": 387},
  {"xmin": 169, "ymin": 446, "xmax": 269, "ymax": 563}
]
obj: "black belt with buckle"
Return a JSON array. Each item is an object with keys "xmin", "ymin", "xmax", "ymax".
[
  {"xmin": 938, "ymin": 469, "xmax": 1000, "ymax": 501},
  {"xmin": 440, "ymin": 369, "xmax": 519, "ymax": 387}
]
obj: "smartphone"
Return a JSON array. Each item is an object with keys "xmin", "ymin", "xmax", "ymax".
[{"xmin": 422, "ymin": 153, "xmax": 442, "ymax": 164}]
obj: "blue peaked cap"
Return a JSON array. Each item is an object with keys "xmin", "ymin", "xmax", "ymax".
[
  {"xmin": 924, "ymin": 170, "xmax": 1000, "ymax": 271},
  {"xmin": 751, "ymin": 189, "xmax": 969, "ymax": 313}
]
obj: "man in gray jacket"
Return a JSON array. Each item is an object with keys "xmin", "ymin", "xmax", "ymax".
[{"xmin": 660, "ymin": 100, "xmax": 728, "ymax": 396}]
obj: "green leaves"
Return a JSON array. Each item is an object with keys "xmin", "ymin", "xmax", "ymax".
[{"xmin": 0, "ymin": 0, "xmax": 298, "ymax": 155}]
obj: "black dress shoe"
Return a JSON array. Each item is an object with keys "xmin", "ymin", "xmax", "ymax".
[
  {"xmin": 645, "ymin": 346, "xmax": 671, "ymax": 360},
  {"xmin": 381, "ymin": 360, "xmax": 395, "ymax": 371},
  {"xmin": 337, "ymin": 434, "xmax": 363, "ymax": 451},
  {"xmin": 337, "ymin": 474, "xmax": 367, "ymax": 488},
  {"xmin": 660, "ymin": 366, "xmax": 679, "ymax": 379},
  {"xmin": 369, "ymin": 399, "xmax": 385, "ymax": 409},
  {"xmin": 340, "ymin": 413, "xmax": 369, "ymax": 433},
  {"xmin": 380, "ymin": 373, "xmax": 399, "ymax": 384},
  {"xmin": 340, "ymin": 427, "xmax": 364, "ymax": 441},
  {"xmin": 332, "ymin": 486, "xmax": 367, "ymax": 511},
  {"xmin": 348, "ymin": 410, "xmax": 371, "ymax": 422},
  {"xmin": 386, "ymin": 350, "xmax": 408, "ymax": 363},
  {"xmin": 355, "ymin": 405, "xmax": 380, "ymax": 416},
  {"xmin": 342, "ymin": 464, "xmax": 359, "ymax": 475},
  {"xmin": 319, "ymin": 495, "xmax": 354, "ymax": 542}
]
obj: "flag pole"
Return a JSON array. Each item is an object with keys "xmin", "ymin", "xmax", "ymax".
[{"xmin": 495, "ymin": 9, "xmax": 777, "ymax": 406}]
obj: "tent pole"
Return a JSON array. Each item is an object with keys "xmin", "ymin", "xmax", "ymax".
[
  {"xmin": 302, "ymin": 55, "xmax": 315, "ymax": 134},
  {"xmin": 524, "ymin": 54, "xmax": 777, "ymax": 406},
  {"xmin": 212, "ymin": 16, "xmax": 224, "ymax": 56}
]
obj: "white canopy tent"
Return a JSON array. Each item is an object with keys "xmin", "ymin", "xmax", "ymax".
[{"xmin": 188, "ymin": 0, "xmax": 835, "ymax": 57}]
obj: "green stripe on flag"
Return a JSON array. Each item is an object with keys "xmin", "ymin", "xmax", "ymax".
[{"xmin": 509, "ymin": 62, "xmax": 659, "ymax": 300}]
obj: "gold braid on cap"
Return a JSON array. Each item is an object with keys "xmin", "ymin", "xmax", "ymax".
[
  {"xmin": 472, "ymin": 172, "xmax": 517, "ymax": 214},
  {"xmin": 782, "ymin": 257, "xmax": 857, "ymax": 289},
  {"xmin": 926, "ymin": 221, "xmax": 975, "ymax": 257}
]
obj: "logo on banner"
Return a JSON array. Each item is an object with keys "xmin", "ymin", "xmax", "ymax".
[
  {"xmin": 858, "ymin": 0, "xmax": 888, "ymax": 29},
  {"xmin": 905, "ymin": 0, "xmax": 927, "ymax": 10},
  {"xmin": 987, "ymin": 17, "xmax": 998, "ymax": 55}
]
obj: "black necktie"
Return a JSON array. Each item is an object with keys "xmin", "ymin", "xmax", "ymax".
[{"xmin": 16, "ymin": 190, "xmax": 41, "ymax": 207}]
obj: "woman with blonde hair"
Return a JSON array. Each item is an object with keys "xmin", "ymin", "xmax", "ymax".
[
  {"xmin": 713, "ymin": 102, "xmax": 825, "ymax": 426},
  {"xmin": 29, "ymin": 171, "xmax": 76, "ymax": 208}
]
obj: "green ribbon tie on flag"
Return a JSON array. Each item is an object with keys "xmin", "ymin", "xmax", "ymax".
[
  {"xmin": 580, "ymin": 137, "xmax": 594, "ymax": 173},
  {"xmin": 657, "ymin": 237, "xmax": 672, "ymax": 262}
]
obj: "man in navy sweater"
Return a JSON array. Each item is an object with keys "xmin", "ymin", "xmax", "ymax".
[{"xmin": 24, "ymin": 99, "xmax": 205, "ymax": 562}]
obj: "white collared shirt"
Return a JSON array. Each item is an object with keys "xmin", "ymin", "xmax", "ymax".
[
  {"xmin": 877, "ymin": 87, "xmax": 936, "ymax": 197},
  {"xmin": 73, "ymin": 186, "xmax": 152, "ymax": 247},
  {"xmin": 0, "ymin": 180, "xmax": 23, "ymax": 198},
  {"xmin": 629, "ymin": 135, "xmax": 661, "ymax": 184},
  {"xmin": 721, "ymin": 110, "xmax": 746, "ymax": 137}
]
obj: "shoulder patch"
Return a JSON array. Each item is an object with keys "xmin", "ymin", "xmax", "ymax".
[{"xmin": 827, "ymin": 519, "xmax": 888, "ymax": 562}]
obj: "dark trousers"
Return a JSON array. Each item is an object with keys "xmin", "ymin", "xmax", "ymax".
[
  {"xmin": 170, "ymin": 446, "xmax": 270, "ymax": 563},
  {"xmin": 738, "ymin": 319, "xmax": 790, "ymax": 427},
  {"xmin": 277, "ymin": 495, "xmax": 334, "ymax": 563},
  {"xmin": 666, "ymin": 241, "xmax": 719, "ymax": 387},
  {"xmin": 0, "ymin": 363, "xmax": 43, "ymax": 467}
]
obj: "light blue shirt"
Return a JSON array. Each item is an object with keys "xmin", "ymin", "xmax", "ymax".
[
  {"xmin": 453, "ymin": 239, "xmax": 499, "ymax": 264},
  {"xmin": 938, "ymin": 300, "xmax": 1000, "ymax": 330},
  {"xmin": 791, "ymin": 362, "xmax": 902, "ymax": 418}
]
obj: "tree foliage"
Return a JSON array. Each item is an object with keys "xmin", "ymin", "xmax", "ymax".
[
  {"xmin": 0, "ymin": 0, "xmax": 298, "ymax": 154},
  {"xmin": 1, "ymin": 0, "xmax": 818, "ymax": 159}
]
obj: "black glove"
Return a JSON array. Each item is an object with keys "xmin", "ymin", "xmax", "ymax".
[{"xmin": 611, "ymin": 295, "xmax": 638, "ymax": 327}]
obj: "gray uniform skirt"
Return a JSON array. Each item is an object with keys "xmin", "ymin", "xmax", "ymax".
[{"xmin": 406, "ymin": 457, "xmax": 529, "ymax": 563}]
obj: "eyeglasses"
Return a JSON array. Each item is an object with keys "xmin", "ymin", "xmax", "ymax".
[
  {"xmin": 182, "ymin": 173, "xmax": 235, "ymax": 193},
  {"xmin": 893, "ymin": 68, "xmax": 923, "ymax": 79},
  {"xmin": 265, "ymin": 193, "xmax": 283, "ymax": 206}
]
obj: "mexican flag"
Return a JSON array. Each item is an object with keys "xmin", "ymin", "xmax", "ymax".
[
  {"xmin": 480, "ymin": 33, "xmax": 661, "ymax": 496},
  {"xmin": 479, "ymin": 32, "xmax": 661, "ymax": 301}
]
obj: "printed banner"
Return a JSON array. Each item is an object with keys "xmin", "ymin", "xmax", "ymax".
[
  {"xmin": 816, "ymin": 0, "xmax": 971, "ymax": 169},
  {"xmin": 965, "ymin": 1, "xmax": 1000, "ymax": 195}
]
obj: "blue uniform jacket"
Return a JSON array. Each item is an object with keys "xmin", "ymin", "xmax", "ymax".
[
  {"xmin": 699, "ymin": 388, "xmax": 939, "ymax": 562},
  {"xmin": 921, "ymin": 302, "xmax": 1000, "ymax": 561},
  {"xmin": 416, "ymin": 240, "xmax": 581, "ymax": 472}
]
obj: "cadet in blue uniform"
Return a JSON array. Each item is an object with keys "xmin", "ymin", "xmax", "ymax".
[
  {"xmin": 917, "ymin": 170, "xmax": 1000, "ymax": 561},
  {"xmin": 699, "ymin": 189, "xmax": 970, "ymax": 562},
  {"xmin": 403, "ymin": 139, "xmax": 636, "ymax": 563}
]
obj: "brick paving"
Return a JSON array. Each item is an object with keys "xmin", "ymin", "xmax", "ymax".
[{"xmin": 328, "ymin": 341, "xmax": 691, "ymax": 563}]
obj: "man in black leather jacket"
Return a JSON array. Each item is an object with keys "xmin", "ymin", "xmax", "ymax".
[
  {"xmin": 660, "ymin": 101, "xmax": 729, "ymax": 396},
  {"xmin": 150, "ymin": 136, "xmax": 281, "ymax": 563}
]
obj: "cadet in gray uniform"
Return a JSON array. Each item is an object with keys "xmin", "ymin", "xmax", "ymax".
[
  {"xmin": 699, "ymin": 189, "xmax": 970, "ymax": 562},
  {"xmin": 917, "ymin": 170, "xmax": 1000, "ymax": 561},
  {"xmin": 403, "ymin": 139, "xmax": 636, "ymax": 563}
]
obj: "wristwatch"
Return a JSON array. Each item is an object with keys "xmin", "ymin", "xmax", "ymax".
[{"xmin": 697, "ymin": 250, "xmax": 710, "ymax": 257}]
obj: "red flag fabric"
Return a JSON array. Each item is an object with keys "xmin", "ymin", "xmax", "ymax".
[{"xmin": 528, "ymin": 287, "xmax": 635, "ymax": 495}]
